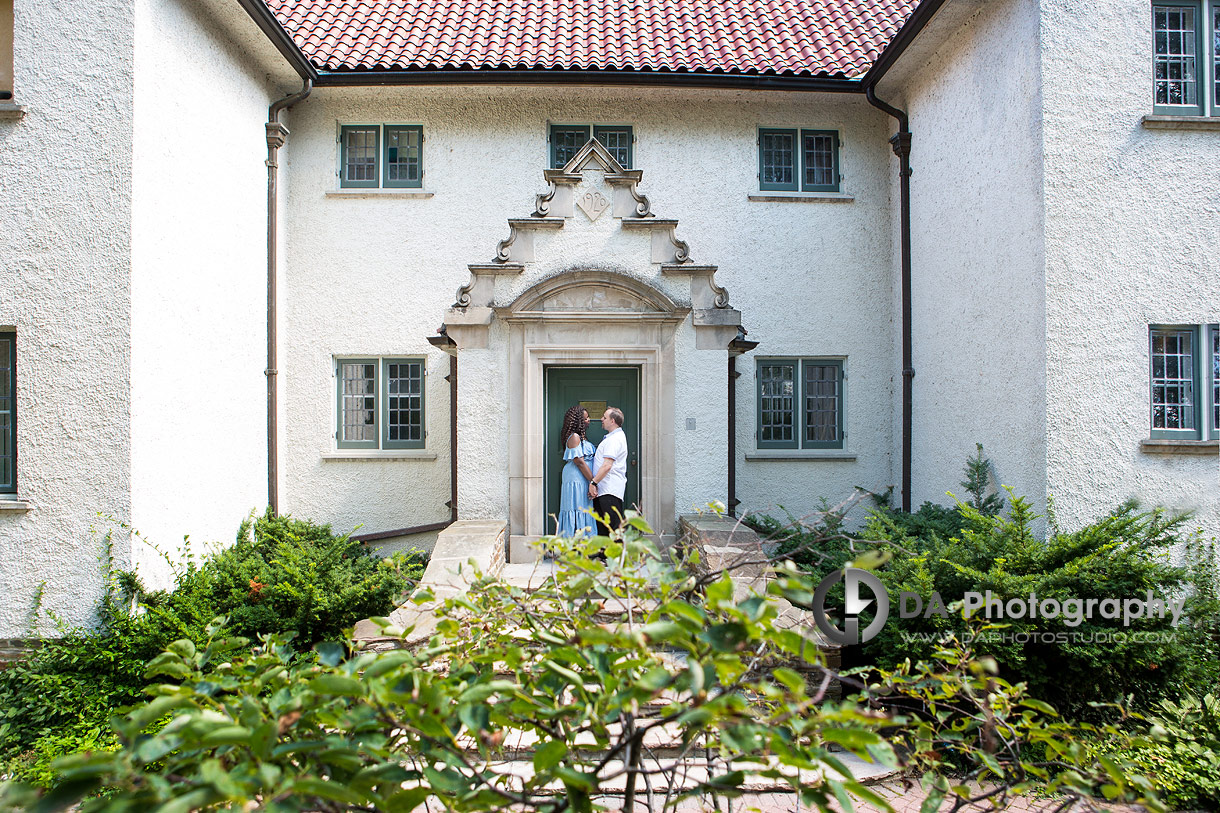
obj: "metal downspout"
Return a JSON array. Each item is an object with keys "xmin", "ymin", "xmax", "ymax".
[
  {"xmin": 864, "ymin": 85, "xmax": 914, "ymax": 512},
  {"xmin": 265, "ymin": 79, "xmax": 312, "ymax": 515},
  {"xmin": 728, "ymin": 355, "xmax": 737, "ymax": 517},
  {"xmin": 447, "ymin": 353, "xmax": 458, "ymax": 522}
]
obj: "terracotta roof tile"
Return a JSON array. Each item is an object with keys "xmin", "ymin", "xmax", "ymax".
[{"xmin": 265, "ymin": 0, "xmax": 917, "ymax": 79}]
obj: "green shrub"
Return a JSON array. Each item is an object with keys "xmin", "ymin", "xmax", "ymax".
[
  {"xmin": 1100, "ymin": 694, "xmax": 1220, "ymax": 810},
  {"xmin": 747, "ymin": 448, "xmax": 1218, "ymax": 721},
  {"xmin": 189, "ymin": 510, "xmax": 425, "ymax": 649},
  {"xmin": 0, "ymin": 512, "xmax": 423, "ymax": 784},
  {"xmin": 859, "ymin": 495, "xmax": 1215, "ymax": 719},
  {"xmin": 0, "ymin": 519, "xmax": 1167, "ymax": 812}
]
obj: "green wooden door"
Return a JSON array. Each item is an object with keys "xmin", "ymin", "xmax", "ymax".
[{"xmin": 544, "ymin": 366, "xmax": 640, "ymax": 533}]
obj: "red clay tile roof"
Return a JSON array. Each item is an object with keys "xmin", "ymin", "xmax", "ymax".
[{"xmin": 264, "ymin": 0, "xmax": 920, "ymax": 80}]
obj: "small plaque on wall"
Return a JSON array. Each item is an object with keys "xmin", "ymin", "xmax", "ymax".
[{"xmin": 581, "ymin": 401, "xmax": 607, "ymax": 419}]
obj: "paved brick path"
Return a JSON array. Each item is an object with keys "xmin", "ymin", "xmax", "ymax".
[{"xmin": 589, "ymin": 781, "xmax": 1137, "ymax": 812}]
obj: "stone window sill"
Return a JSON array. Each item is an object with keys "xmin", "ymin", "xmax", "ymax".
[
  {"xmin": 1141, "ymin": 115, "xmax": 1220, "ymax": 131},
  {"xmin": 321, "ymin": 450, "xmax": 437, "ymax": 461},
  {"xmin": 0, "ymin": 499, "xmax": 32, "ymax": 512},
  {"xmin": 745, "ymin": 450, "xmax": 857, "ymax": 461},
  {"xmin": 1139, "ymin": 438, "xmax": 1218, "ymax": 456},
  {"xmin": 325, "ymin": 189, "xmax": 434, "ymax": 199},
  {"xmin": 0, "ymin": 102, "xmax": 26, "ymax": 120},
  {"xmin": 747, "ymin": 192, "xmax": 854, "ymax": 203}
]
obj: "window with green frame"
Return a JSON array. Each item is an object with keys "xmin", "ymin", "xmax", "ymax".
[
  {"xmin": 756, "ymin": 358, "xmax": 845, "ymax": 449},
  {"xmin": 1152, "ymin": 0, "xmax": 1220, "ymax": 116},
  {"xmin": 0, "ymin": 331, "xmax": 14, "ymax": 493},
  {"xmin": 549, "ymin": 124, "xmax": 633, "ymax": 169},
  {"xmin": 339, "ymin": 124, "xmax": 424, "ymax": 189},
  {"xmin": 1149, "ymin": 324, "xmax": 1219, "ymax": 439},
  {"xmin": 336, "ymin": 357, "xmax": 426, "ymax": 450},
  {"xmin": 758, "ymin": 128, "xmax": 840, "ymax": 192}
]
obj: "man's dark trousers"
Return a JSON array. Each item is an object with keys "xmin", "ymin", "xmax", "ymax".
[{"xmin": 593, "ymin": 495, "xmax": 624, "ymax": 537}]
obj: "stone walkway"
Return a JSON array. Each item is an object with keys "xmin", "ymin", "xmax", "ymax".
[{"xmin": 585, "ymin": 781, "xmax": 1134, "ymax": 812}]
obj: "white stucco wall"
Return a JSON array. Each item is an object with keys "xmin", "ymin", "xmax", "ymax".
[
  {"xmin": 131, "ymin": 0, "xmax": 285, "ymax": 588},
  {"xmin": 0, "ymin": 0, "xmax": 135, "ymax": 635},
  {"xmin": 883, "ymin": 0, "xmax": 1049, "ymax": 515},
  {"xmin": 1039, "ymin": 0, "xmax": 1220, "ymax": 537},
  {"xmin": 280, "ymin": 86, "xmax": 899, "ymax": 537}
]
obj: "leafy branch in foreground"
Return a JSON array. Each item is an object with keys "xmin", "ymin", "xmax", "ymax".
[{"xmin": 0, "ymin": 512, "xmax": 1167, "ymax": 812}]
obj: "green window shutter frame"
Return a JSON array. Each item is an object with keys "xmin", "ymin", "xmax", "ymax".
[
  {"xmin": 1149, "ymin": 325, "xmax": 1204, "ymax": 440},
  {"xmin": 550, "ymin": 124, "xmax": 591, "ymax": 169},
  {"xmin": 1151, "ymin": 0, "xmax": 1206, "ymax": 116},
  {"xmin": 800, "ymin": 129, "xmax": 841, "ymax": 193},
  {"xmin": 801, "ymin": 359, "xmax": 845, "ymax": 449},
  {"xmin": 340, "ymin": 125, "xmax": 380, "ymax": 189},
  {"xmin": 383, "ymin": 125, "xmax": 424, "ymax": 189},
  {"xmin": 593, "ymin": 125, "xmax": 633, "ymax": 168},
  {"xmin": 336, "ymin": 358, "xmax": 379, "ymax": 449},
  {"xmin": 0, "ymin": 332, "xmax": 15, "ymax": 493},
  {"xmin": 756, "ymin": 359, "xmax": 798, "ymax": 449},
  {"xmin": 382, "ymin": 357, "xmax": 426, "ymax": 450},
  {"xmin": 758, "ymin": 128, "xmax": 798, "ymax": 192},
  {"xmin": 1210, "ymin": 324, "xmax": 1220, "ymax": 439}
]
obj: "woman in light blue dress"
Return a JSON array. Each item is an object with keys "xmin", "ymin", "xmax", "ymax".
[{"xmin": 556, "ymin": 405, "xmax": 596, "ymax": 537}]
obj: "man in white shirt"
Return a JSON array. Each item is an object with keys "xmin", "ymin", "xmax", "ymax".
[{"xmin": 588, "ymin": 405, "xmax": 628, "ymax": 537}]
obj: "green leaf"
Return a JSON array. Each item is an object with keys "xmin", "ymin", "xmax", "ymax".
[
  {"xmin": 533, "ymin": 740, "xmax": 568, "ymax": 773},
  {"xmin": 385, "ymin": 788, "xmax": 432, "ymax": 812},
  {"xmin": 772, "ymin": 667, "xmax": 805, "ymax": 694},
  {"xmin": 1019, "ymin": 698, "xmax": 1059, "ymax": 716},
  {"xmin": 309, "ymin": 674, "xmax": 364, "ymax": 697},
  {"xmin": 703, "ymin": 622, "xmax": 749, "ymax": 652},
  {"xmin": 555, "ymin": 766, "xmax": 595, "ymax": 792},
  {"xmin": 199, "ymin": 725, "xmax": 253, "ymax": 747},
  {"xmin": 292, "ymin": 778, "xmax": 371, "ymax": 806},
  {"xmin": 640, "ymin": 621, "xmax": 685, "ymax": 643},
  {"xmin": 458, "ymin": 702, "xmax": 490, "ymax": 733},
  {"xmin": 167, "ymin": 639, "xmax": 196, "ymax": 659},
  {"xmin": 457, "ymin": 679, "xmax": 518, "ymax": 704},
  {"xmin": 315, "ymin": 641, "xmax": 346, "ymax": 667},
  {"xmin": 821, "ymin": 728, "xmax": 883, "ymax": 752}
]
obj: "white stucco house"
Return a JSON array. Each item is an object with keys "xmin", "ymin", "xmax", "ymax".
[{"xmin": 0, "ymin": 0, "xmax": 1216, "ymax": 637}]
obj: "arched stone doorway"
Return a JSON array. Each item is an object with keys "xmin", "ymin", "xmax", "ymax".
[{"xmin": 436, "ymin": 139, "xmax": 742, "ymax": 560}]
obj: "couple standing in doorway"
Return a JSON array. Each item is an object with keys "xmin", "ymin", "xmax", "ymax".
[{"xmin": 556, "ymin": 404, "xmax": 628, "ymax": 539}]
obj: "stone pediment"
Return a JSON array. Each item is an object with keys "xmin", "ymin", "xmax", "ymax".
[
  {"xmin": 444, "ymin": 139, "xmax": 741, "ymax": 348},
  {"xmin": 507, "ymin": 271, "xmax": 684, "ymax": 321}
]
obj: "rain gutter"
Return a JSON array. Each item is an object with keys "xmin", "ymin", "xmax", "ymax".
[{"xmin": 861, "ymin": 0, "xmax": 951, "ymax": 512}]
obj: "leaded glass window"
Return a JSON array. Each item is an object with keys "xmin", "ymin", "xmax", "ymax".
[
  {"xmin": 804, "ymin": 363, "xmax": 842, "ymax": 446},
  {"xmin": 1212, "ymin": 326, "xmax": 1219, "ymax": 433},
  {"xmin": 1153, "ymin": 4, "xmax": 1201, "ymax": 111},
  {"xmin": 759, "ymin": 129, "xmax": 797, "ymax": 191},
  {"xmin": 1213, "ymin": 5, "xmax": 1220, "ymax": 108},
  {"xmin": 550, "ymin": 125, "xmax": 591, "ymax": 169},
  {"xmin": 758, "ymin": 362, "xmax": 796, "ymax": 447},
  {"xmin": 1150, "ymin": 328, "xmax": 1196, "ymax": 432},
  {"xmin": 384, "ymin": 126, "xmax": 422, "ymax": 188},
  {"xmin": 341, "ymin": 126, "xmax": 379, "ymax": 188},
  {"xmin": 758, "ymin": 359, "xmax": 847, "ymax": 450},
  {"xmin": 336, "ymin": 357, "xmax": 427, "ymax": 450},
  {"xmin": 802, "ymin": 131, "xmax": 838, "ymax": 191},
  {"xmin": 0, "ymin": 333, "xmax": 14, "ymax": 493},
  {"xmin": 594, "ymin": 126, "xmax": 633, "ymax": 168},
  {"xmin": 338, "ymin": 361, "xmax": 377, "ymax": 447},
  {"xmin": 385, "ymin": 359, "xmax": 425, "ymax": 449}
]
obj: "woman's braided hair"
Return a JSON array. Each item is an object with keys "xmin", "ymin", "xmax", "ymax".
[{"xmin": 559, "ymin": 404, "xmax": 588, "ymax": 454}]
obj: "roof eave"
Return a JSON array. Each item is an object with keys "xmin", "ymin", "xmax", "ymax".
[
  {"xmin": 862, "ymin": 0, "xmax": 952, "ymax": 85},
  {"xmin": 234, "ymin": 0, "xmax": 319, "ymax": 81},
  {"xmin": 311, "ymin": 68, "xmax": 863, "ymax": 92}
]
